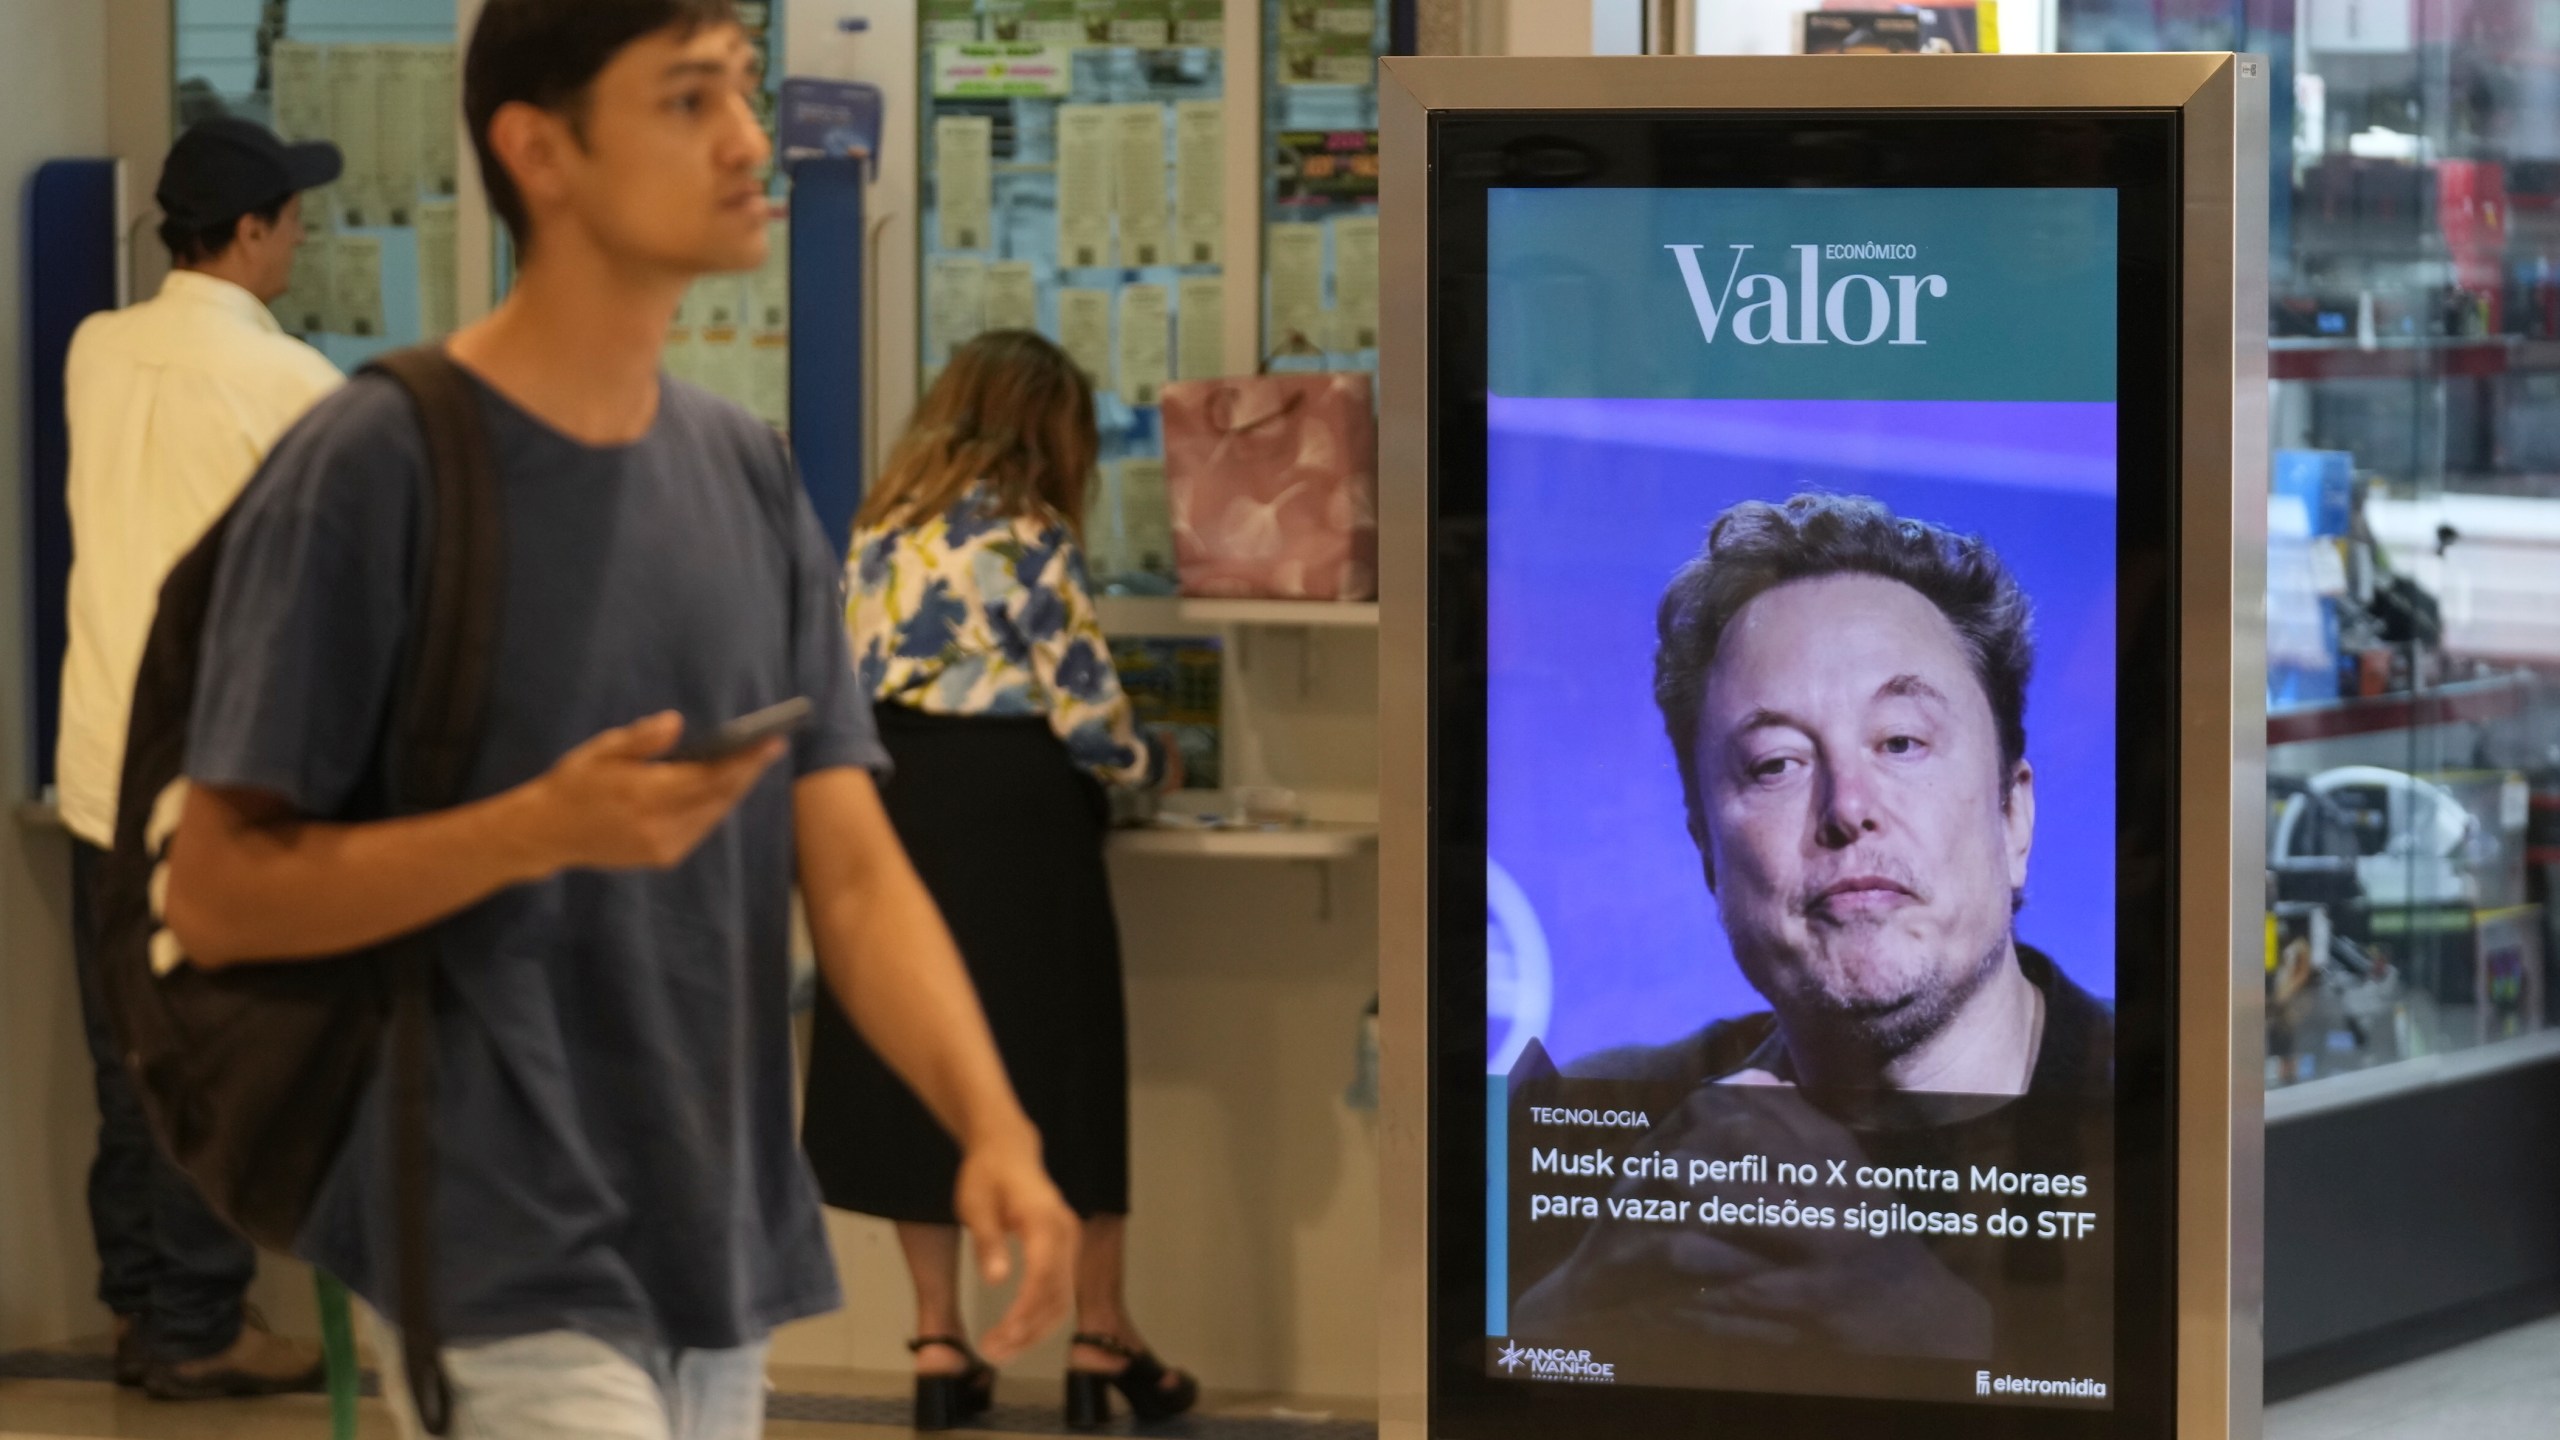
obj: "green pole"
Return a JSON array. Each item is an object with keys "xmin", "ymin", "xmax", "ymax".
[{"xmin": 315, "ymin": 1269, "xmax": 360, "ymax": 1440}]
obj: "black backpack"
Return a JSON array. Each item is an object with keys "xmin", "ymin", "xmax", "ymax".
[{"xmin": 94, "ymin": 346, "xmax": 498, "ymax": 1436}]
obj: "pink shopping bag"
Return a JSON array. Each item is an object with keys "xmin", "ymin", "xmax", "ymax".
[{"xmin": 1159, "ymin": 373, "xmax": 1378, "ymax": 602}]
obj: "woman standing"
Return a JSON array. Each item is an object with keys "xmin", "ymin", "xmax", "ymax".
[{"xmin": 803, "ymin": 330, "xmax": 1197, "ymax": 1432}]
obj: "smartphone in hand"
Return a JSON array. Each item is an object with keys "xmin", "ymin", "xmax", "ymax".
[{"xmin": 667, "ymin": 697, "xmax": 813, "ymax": 763}]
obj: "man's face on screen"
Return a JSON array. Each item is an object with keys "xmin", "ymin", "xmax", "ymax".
[{"xmin": 1690, "ymin": 574, "xmax": 2035, "ymax": 1054}]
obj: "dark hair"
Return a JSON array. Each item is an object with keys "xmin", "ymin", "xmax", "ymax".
[
  {"xmin": 1654, "ymin": 493, "xmax": 2035, "ymax": 839},
  {"xmin": 464, "ymin": 0, "xmax": 738, "ymax": 250},
  {"xmin": 159, "ymin": 192, "xmax": 292, "ymax": 267}
]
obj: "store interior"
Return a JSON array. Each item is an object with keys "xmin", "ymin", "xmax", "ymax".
[{"xmin": 2, "ymin": 1, "xmax": 2559, "ymax": 1438}]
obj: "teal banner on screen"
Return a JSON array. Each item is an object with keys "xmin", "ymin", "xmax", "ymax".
[{"xmin": 1488, "ymin": 188, "xmax": 2117, "ymax": 403}]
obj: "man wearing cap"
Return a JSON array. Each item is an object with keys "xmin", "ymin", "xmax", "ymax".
[{"xmin": 55, "ymin": 115, "xmax": 343, "ymax": 1401}]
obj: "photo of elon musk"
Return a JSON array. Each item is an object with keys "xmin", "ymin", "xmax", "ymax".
[{"xmin": 1501, "ymin": 493, "xmax": 2115, "ymax": 1394}]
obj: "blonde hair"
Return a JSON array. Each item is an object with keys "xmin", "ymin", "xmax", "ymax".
[{"xmin": 859, "ymin": 329, "xmax": 1099, "ymax": 540}]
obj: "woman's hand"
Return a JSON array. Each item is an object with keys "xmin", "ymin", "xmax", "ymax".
[{"xmin": 1152, "ymin": 729, "xmax": 1187, "ymax": 793}]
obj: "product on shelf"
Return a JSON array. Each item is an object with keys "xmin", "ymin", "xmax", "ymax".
[
  {"xmin": 1160, "ymin": 372, "xmax": 1377, "ymax": 601},
  {"xmin": 1799, "ymin": 11, "xmax": 1923, "ymax": 53},
  {"xmin": 1109, "ymin": 635, "xmax": 1223, "ymax": 792}
]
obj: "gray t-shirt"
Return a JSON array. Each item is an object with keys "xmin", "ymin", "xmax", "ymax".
[{"xmin": 186, "ymin": 371, "xmax": 886, "ymax": 1348}]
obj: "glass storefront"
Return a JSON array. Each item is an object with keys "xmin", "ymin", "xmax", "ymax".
[{"xmin": 2062, "ymin": 0, "xmax": 2560, "ymax": 1094}]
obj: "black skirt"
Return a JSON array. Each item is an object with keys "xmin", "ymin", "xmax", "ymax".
[{"xmin": 801, "ymin": 706, "xmax": 1130, "ymax": 1222}]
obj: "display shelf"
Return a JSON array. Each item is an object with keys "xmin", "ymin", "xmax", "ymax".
[
  {"xmin": 1096, "ymin": 594, "xmax": 1379, "ymax": 633},
  {"xmin": 2266, "ymin": 1026, "xmax": 2560, "ymax": 1124},
  {"xmin": 1184, "ymin": 597, "xmax": 1378, "ymax": 627},
  {"xmin": 2267, "ymin": 673, "xmax": 2534, "ymax": 746},
  {"xmin": 2267, "ymin": 336, "xmax": 2560, "ymax": 381},
  {"xmin": 1108, "ymin": 820, "xmax": 1376, "ymax": 860}
]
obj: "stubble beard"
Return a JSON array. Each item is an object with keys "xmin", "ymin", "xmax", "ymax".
[{"xmin": 1745, "ymin": 917, "xmax": 2015, "ymax": 1073}]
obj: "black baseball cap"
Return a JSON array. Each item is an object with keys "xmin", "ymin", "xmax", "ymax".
[{"xmin": 155, "ymin": 117, "xmax": 342, "ymax": 229}]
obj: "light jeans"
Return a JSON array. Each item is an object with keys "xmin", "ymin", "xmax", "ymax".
[{"xmin": 370, "ymin": 1314, "xmax": 770, "ymax": 1440}]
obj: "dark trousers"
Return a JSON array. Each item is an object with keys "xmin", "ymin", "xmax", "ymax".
[{"xmin": 70, "ymin": 839, "xmax": 254, "ymax": 1362}]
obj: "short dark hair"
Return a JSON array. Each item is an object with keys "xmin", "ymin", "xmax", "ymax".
[
  {"xmin": 464, "ymin": 0, "xmax": 738, "ymax": 250},
  {"xmin": 1654, "ymin": 493, "xmax": 2035, "ymax": 839},
  {"xmin": 159, "ymin": 192, "xmax": 292, "ymax": 267}
]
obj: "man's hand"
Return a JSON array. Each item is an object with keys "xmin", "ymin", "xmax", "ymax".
[
  {"xmin": 515, "ymin": 712, "xmax": 784, "ymax": 874},
  {"xmin": 165, "ymin": 711, "xmax": 787, "ymax": 967},
  {"xmin": 795, "ymin": 768, "xmax": 1083, "ymax": 1362},
  {"xmin": 953, "ymin": 1121, "xmax": 1081, "ymax": 1363}
]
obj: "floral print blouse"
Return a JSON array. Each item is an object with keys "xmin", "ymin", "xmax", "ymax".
[{"xmin": 848, "ymin": 485, "xmax": 1158, "ymax": 787}]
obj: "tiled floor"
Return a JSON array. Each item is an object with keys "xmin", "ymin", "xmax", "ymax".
[
  {"xmin": 13, "ymin": 1318, "xmax": 2551, "ymax": 1440},
  {"xmin": 0, "ymin": 1341, "xmax": 1375, "ymax": 1440},
  {"xmin": 2268, "ymin": 1314, "xmax": 2560, "ymax": 1440}
]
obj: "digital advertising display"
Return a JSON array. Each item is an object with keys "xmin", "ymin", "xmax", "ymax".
[
  {"xmin": 1383, "ymin": 78, "xmax": 2262, "ymax": 1440},
  {"xmin": 1483, "ymin": 187, "xmax": 2122, "ymax": 1408}
]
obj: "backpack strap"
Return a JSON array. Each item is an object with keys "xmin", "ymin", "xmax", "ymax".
[
  {"xmin": 356, "ymin": 346, "xmax": 504, "ymax": 1439},
  {"xmin": 372, "ymin": 347, "xmax": 502, "ymax": 812}
]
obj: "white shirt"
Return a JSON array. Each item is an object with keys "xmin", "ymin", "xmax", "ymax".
[{"xmin": 55, "ymin": 270, "xmax": 343, "ymax": 846}]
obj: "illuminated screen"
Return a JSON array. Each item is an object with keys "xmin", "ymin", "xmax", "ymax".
[{"xmin": 1480, "ymin": 186, "xmax": 2124, "ymax": 1410}]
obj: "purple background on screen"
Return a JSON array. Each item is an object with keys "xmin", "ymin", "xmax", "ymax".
[{"xmin": 1485, "ymin": 397, "xmax": 2119, "ymax": 1070}]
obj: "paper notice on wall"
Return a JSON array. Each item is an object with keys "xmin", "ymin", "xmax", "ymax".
[
  {"xmin": 1116, "ymin": 284, "xmax": 1170, "ymax": 405},
  {"xmin": 416, "ymin": 200, "xmax": 458, "ymax": 336},
  {"xmin": 1005, "ymin": 0, "xmax": 1085, "ymax": 44},
  {"xmin": 929, "ymin": 256, "xmax": 990, "ymax": 361},
  {"xmin": 1295, "ymin": 0, "xmax": 1378, "ymax": 37},
  {"xmin": 935, "ymin": 115, "xmax": 994, "ymax": 251},
  {"xmin": 750, "ymin": 218, "xmax": 791, "ymax": 333},
  {"xmin": 270, "ymin": 41, "xmax": 328, "ymax": 140},
  {"xmin": 329, "ymin": 234, "xmax": 385, "ymax": 338},
  {"xmin": 689, "ymin": 276, "xmax": 745, "ymax": 400},
  {"xmin": 1057, "ymin": 104, "xmax": 1115, "ymax": 269},
  {"xmin": 922, "ymin": 0, "xmax": 982, "ymax": 42},
  {"xmin": 1176, "ymin": 273, "xmax": 1225, "ymax": 378},
  {"xmin": 1112, "ymin": 103, "xmax": 1170, "ymax": 268},
  {"xmin": 692, "ymin": 275, "xmax": 743, "ymax": 334},
  {"xmin": 417, "ymin": 45, "xmax": 460, "ymax": 195},
  {"xmin": 1171, "ymin": 0, "xmax": 1224, "ymax": 47},
  {"xmin": 1087, "ymin": 471, "xmax": 1128, "ymax": 576},
  {"xmin": 665, "ymin": 286, "xmax": 701, "ymax": 385},
  {"xmin": 1173, "ymin": 101, "xmax": 1223, "ymax": 267},
  {"xmin": 748, "ymin": 333, "xmax": 791, "ymax": 431},
  {"xmin": 1266, "ymin": 222, "xmax": 1325, "ymax": 354},
  {"xmin": 272, "ymin": 234, "xmax": 332, "ymax": 336},
  {"xmin": 1277, "ymin": 1, "xmax": 1378, "ymax": 80},
  {"xmin": 327, "ymin": 45, "xmax": 385, "ymax": 228},
  {"xmin": 1056, "ymin": 286, "xmax": 1113, "ymax": 387},
  {"xmin": 1109, "ymin": 0, "xmax": 1173, "ymax": 45},
  {"xmin": 986, "ymin": 261, "xmax": 1041, "ymax": 332},
  {"xmin": 376, "ymin": 46, "xmax": 424, "ymax": 226},
  {"xmin": 696, "ymin": 330, "xmax": 747, "ymax": 405},
  {"xmin": 1331, "ymin": 213, "xmax": 1379, "ymax": 351},
  {"xmin": 1117, "ymin": 457, "xmax": 1172, "ymax": 574},
  {"xmin": 1279, "ymin": 31, "xmax": 1373, "ymax": 86},
  {"xmin": 932, "ymin": 41, "xmax": 1075, "ymax": 98}
]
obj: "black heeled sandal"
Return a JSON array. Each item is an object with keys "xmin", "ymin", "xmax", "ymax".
[
  {"xmin": 1064, "ymin": 1333, "xmax": 1199, "ymax": 1429},
  {"xmin": 909, "ymin": 1335, "xmax": 996, "ymax": 1432}
]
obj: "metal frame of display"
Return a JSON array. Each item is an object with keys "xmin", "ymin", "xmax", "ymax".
[{"xmin": 1375, "ymin": 52, "xmax": 2269, "ymax": 1440}]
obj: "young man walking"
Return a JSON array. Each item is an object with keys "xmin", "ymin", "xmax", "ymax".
[
  {"xmin": 160, "ymin": 3, "xmax": 1078, "ymax": 1435},
  {"xmin": 57, "ymin": 115, "xmax": 343, "ymax": 1401}
]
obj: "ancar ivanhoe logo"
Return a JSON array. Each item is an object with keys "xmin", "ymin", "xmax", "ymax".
[
  {"xmin": 1494, "ymin": 1342, "xmax": 1618, "ymax": 1383},
  {"xmin": 1666, "ymin": 243, "xmax": 1949, "ymax": 348}
]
